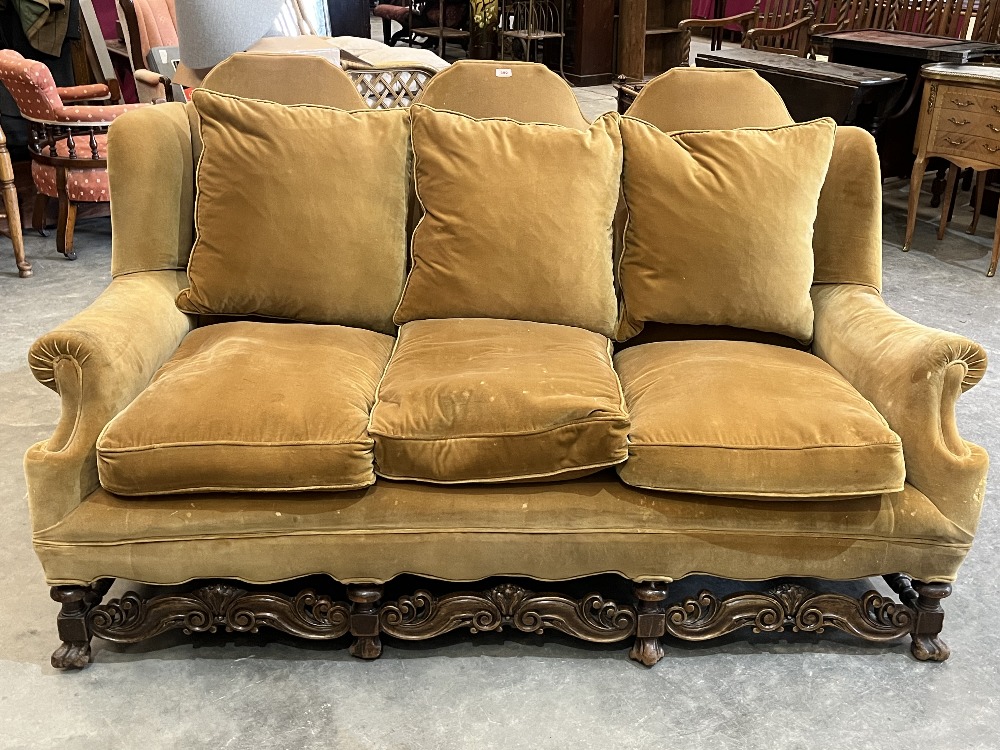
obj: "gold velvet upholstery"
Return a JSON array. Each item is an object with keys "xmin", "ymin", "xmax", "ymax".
[
  {"xmin": 176, "ymin": 91, "xmax": 410, "ymax": 333},
  {"xmin": 414, "ymin": 60, "xmax": 589, "ymax": 128},
  {"xmin": 617, "ymin": 116, "xmax": 837, "ymax": 343},
  {"xmin": 369, "ymin": 318, "xmax": 629, "ymax": 483},
  {"xmin": 615, "ymin": 341, "xmax": 905, "ymax": 498},
  {"xmin": 200, "ymin": 52, "xmax": 368, "ymax": 108},
  {"xmin": 33, "ymin": 477, "xmax": 973, "ymax": 586},
  {"xmin": 394, "ymin": 105, "xmax": 621, "ymax": 337},
  {"xmin": 24, "ymin": 68, "xmax": 989, "ymax": 597},
  {"xmin": 97, "ymin": 322, "xmax": 394, "ymax": 495}
]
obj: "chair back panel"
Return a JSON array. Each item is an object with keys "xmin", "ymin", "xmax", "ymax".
[
  {"xmin": 414, "ymin": 60, "xmax": 588, "ymax": 127},
  {"xmin": 627, "ymin": 68, "xmax": 793, "ymax": 130},
  {"xmin": 746, "ymin": 0, "xmax": 814, "ymax": 55},
  {"xmin": 624, "ymin": 68, "xmax": 882, "ymax": 292},
  {"xmin": 0, "ymin": 50, "xmax": 64, "ymax": 122},
  {"xmin": 832, "ymin": 0, "xmax": 972, "ymax": 38},
  {"xmin": 200, "ymin": 53, "xmax": 367, "ymax": 108}
]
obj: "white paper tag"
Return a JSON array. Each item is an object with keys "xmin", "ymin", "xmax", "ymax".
[
  {"xmin": 158, "ymin": 49, "xmax": 169, "ymax": 63},
  {"xmin": 495, "ymin": 68, "xmax": 512, "ymax": 78}
]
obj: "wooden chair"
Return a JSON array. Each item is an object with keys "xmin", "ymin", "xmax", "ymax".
[
  {"xmin": 810, "ymin": 0, "xmax": 975, "ymax": 53},
  {"xmin": 0, "ymin": 50, "xmax": 146, "ymax": 260},
  {"xmin": 0, "ymin": 125, "xmax": 30, "ymax": 278},
  {"xmin": 374, "ymin": 0, "xmax": 471, "ymax": 57},
  {"xmin": 679, "ymin": 0, "xmax": 815, "ymax": 60}
]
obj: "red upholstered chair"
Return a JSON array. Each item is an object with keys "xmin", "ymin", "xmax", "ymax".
[
  {"xmin": 0, "ymin": 50, "xmax": 145, "ymax": 259},
  {"xmin": 117, "ymin": 0, "xmax": 179, "ymax": 102}
]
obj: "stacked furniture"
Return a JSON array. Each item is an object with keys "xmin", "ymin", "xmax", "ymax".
[
  {"xmin": 0, "ymin": 50, "xmax": 145, "ymax": 260},
  {"xmin": 25, "ymin": 61, "xmax": 989, "ymax": 670}
]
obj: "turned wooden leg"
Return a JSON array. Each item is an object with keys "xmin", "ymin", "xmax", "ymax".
[
  {"xmin": 629, "ymin": 581, "xmax": 668, "ymax": 667},
  {"xmin": 55, "ymin": 168, "xmax": 77, "ymax": 260},
  {"xmin": 969, "ymin": 171, "xmax": 986, "ymax": 235},
  {"xmin": 50, "ymin": 581, "xmax": 112, "ymax": 670},
  {"xmin": 910, "ymin": 581, "xmax": 952, "ymax": 662},
  {"xmin": 0, "ymin": 156, "xmax": 30, "ymax": 277},
  {"xmin": 32, "ymin": 193, "xmax": 47, "ymax": 237},
  {"xmin": 937, "ymin": 164, "xmax": 959, "ymax": 241},
  {"xmin": 904, "ymin": 157, "xmax": 928, "ymax": 252},
  {"xmin": 348, "ymin": 584, "xmax": 383, "ymax": 660}
]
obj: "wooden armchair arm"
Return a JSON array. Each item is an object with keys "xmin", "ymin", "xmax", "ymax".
[
  {"xmin": 809, "ymin": 20, "xmax": 838, "ymax": 35},
  {"xmin": 678, "ymin": 11, "xmax": 757, "ymax": 30},
  {"xmin": 744, "ymin": 13, "xmax": 813, "ymax": 43}
]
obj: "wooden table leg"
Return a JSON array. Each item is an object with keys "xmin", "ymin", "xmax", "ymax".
[
  {"xmin": 937, "ymin": 163, "xmax": 959, "ymax": 241},
  {"xmin": 969, "ymin": 170, "xmax": 985, "ymax": 235},
  {"xmin": 904, "ymin": 156, "xmax": 928, "ymax": 251}
]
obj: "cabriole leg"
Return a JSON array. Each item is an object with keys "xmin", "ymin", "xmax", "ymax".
[
  {"xmin": 348, "ymin": 584, "xmax": 383, "ymax": 660},
  {"xmin": 910, "ymin": 581, "xmax": 952, "ymax": 662},
  {"xmin": 50, "ymin": 580, "xmax": 111, "ymax": 670},
  {"xmin": 629, "ymin": 581, "xmax": 668, "ymax": 666}
]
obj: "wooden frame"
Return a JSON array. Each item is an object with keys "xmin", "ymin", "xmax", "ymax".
[
  {"xmin": 48, "ymin": 574, "xmax": 952, "ymax": 669},
  {"xmin": 29, "ymin": 122, "xmax": 109, "ymax": 260},
  {"xmin": 0, "ymin": 127, "xmax": 30, "ymax": 277}
]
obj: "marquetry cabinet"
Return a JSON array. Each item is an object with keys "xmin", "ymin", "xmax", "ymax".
[
  {"xmin": 907, "ymin": 63, "xmax": 1000, "ymax": 276},
  {"xmin": 617, "ymin": 0, "xmax": 692, "ymax": 79}
]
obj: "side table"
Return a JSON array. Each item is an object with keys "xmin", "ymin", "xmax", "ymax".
[{"xmin": 905, "ymin": 63, "xmax": 1000, "ymax": 276}]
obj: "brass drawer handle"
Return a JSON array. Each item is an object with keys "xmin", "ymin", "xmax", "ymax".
[
  {"xmin": 944, "ymin": 137, "xmax": 967, "ymax": 146},
  {"xmin": 953, "ymin": 98, "xmax": 975, "ymax": 107},
  {"xmin": 993, "ymin": 104, "xmax": 1000, "ymax": 113},
  {"xmin": 949, "ymin": 117, "xmax": 971, "ymax": 125},
  {"xmin": 984, "ymin": 143, "xmax": 1000, "ymax": 153},
  {"xmin": 989, "ymin": 123, "xmax": 1000, "ymax": 132}
]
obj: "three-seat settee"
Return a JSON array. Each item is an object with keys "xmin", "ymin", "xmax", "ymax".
[{"xmin": 25, "ymin": 58, "xmax": 989, "ymax": 669}]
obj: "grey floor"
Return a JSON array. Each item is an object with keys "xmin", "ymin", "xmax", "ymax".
[{"xmin": 3, "ymin": 61, "xmax": 1000, "ymax": 750}]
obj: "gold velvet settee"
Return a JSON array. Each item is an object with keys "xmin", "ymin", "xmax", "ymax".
[{"xmin": 25, "ymin": 59, "xmax": 989, "ymax": 669}]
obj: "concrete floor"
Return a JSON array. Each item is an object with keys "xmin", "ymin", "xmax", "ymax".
[{"xmin": 2, "ymin": 71, "xmax": 1000, "ymax": 750}]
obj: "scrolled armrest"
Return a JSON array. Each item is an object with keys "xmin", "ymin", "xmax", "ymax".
[
  {"xmin": 24, "ymin": 271, "xmax": 195, "ymax": 532},
  {"xmin": 678, "ymin": 11, "xmax": 756, "ymax": 30},
  {"xmin": 812, "ymin": 283, "xmax": 988, "ymax": 535}
]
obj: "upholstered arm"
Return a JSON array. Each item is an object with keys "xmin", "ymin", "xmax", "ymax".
[
  {"xmin": 133, "ymin": 68, "xmax": 169, "ymax": 104},
  {"xmin": 56, "ymin": 83, "xmax": 111, "ymax": 102},
  {"xmin": 812, "ymin": 283, "xmax": 989, "ymax": 536},
  {"xmin": 24, "ymin": 271, "xmax": 195, "ymax": 533}
]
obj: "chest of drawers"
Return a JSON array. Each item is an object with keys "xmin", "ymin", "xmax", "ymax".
[{"xmin": 906, "ymin": 63, "xmax": 1000, "ymax": 276}]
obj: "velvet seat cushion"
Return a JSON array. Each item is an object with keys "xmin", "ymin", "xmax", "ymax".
[
  {"xmin": 369, "ymin": 318, "xmax": 630, "ymax": 483},
  {"xmin": 393, "ymin": 105, "xmax": 622, "ymax": 338},
  {"xmin": 614, "ymin": 340, "xmax": 906, "ymax": 498},
  {"xmin": 97, "ymin": 321, "xmax": 394, "ymax": 495}
]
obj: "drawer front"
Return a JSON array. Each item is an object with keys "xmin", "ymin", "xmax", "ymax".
[
  {"xmin": 932, "ymin": 130, "xmax": 1000, "ymax": 161},
  {"xmin": 935, "ymin": 110, "xmax": 1000, "ymax": 138},
  {"xmin": 937, "ymin": 84, "xmax": 1000, "ymax": 116}
]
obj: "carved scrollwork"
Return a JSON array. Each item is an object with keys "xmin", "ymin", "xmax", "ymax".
[
  {"xmin": 88, "ymin": 584, "xmax": 351, "ymax": 643},
  {"xmin": 379, "ymin": 584, "xmax": 636, "ymax": 643},
  {"xmin": 664, "ymin": 583, "xmax": 913, "ymax": 643}
]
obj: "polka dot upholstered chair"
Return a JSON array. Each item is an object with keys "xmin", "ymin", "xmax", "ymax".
[{"xmin": 0, "ymin": 50, "xmax": 146, "ymax": 259}]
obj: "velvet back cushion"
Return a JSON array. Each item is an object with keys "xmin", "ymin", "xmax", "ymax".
[
  {"xmin": 175, "ymin": 89, "xmax": 411, "ymax": 334},
  {"xmin": 616, "ymin": 116, "xmax": 837, "ymax": 343},
  {"xmin": 393, "ymin": 104, "xmax": 622, "ymax": 338}
]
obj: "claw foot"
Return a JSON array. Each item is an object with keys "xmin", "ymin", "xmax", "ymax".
[
  {"xmin": 911, "ymin": 634, "xmax": 951, "ymax": 662},
  {"xmin": 51, "ymin": 641, "xmax": 91, "ymax": 670},
  {"xmin": 349, "ymin": 636, "xmax": 382, "ymax": 660},
  {"xmin": 629, "ymin": 637, "xmax": 664, "ymax": 667}
]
